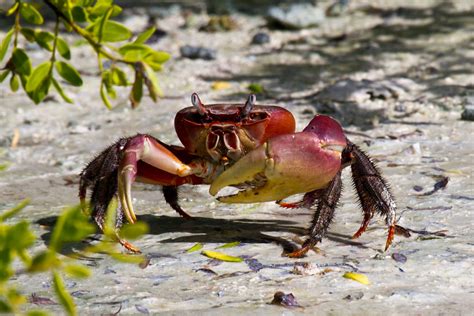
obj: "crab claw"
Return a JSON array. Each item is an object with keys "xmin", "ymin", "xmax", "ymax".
[{"xmin": 209, "ymin": 115, "xmax": 347, "ymax": 203}]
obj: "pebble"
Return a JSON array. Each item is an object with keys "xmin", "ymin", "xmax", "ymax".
[
  {"xmin": 461, "ymin": 105, "xmax": 474, "ymax": 121},
  {"xmin": 180, "ymin": 45, "xmax": 217, "ymax": 60},
  {"xmin": 251, "ymin": 32, "xmax": 270, "ymax": 45},
  {"xmin": 392, "ymin": 253, "xmax": 408, "ymax": 264},
  {"xmin": 271, "ymin": 291, "xmax": 300, "ymax": 307},
  {"xmin": 343, "ymin": 291, "xmax": 364, "ymax": 301}
]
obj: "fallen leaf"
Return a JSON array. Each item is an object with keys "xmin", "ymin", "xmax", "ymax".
[
  {"xmin": 211, "ymin": 81, "xmax": 231, "ymax": 90},
  {"xmin": 185, "ymin": 242, "xmax": 203, "ymax": 253},
  {"xmin": 216, "ymin": 241, "xmax": 240, "ymax": 249},
  {"xmin": 342, "ymin": 272, "xmax": 370, "ymax": 285},
  {"xmin": 201, "ymin": 250, "xmax": 242, "ymax": 262}
]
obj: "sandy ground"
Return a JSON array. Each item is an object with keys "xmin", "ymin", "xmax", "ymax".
[{"xmin": 1, "ymin": 0, "xmax": 473, "ymax": 314}]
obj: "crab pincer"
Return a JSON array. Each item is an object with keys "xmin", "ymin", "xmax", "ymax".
[{"xmin": 209, "ymin": 115, "xmax": 347, "ymax": 203}]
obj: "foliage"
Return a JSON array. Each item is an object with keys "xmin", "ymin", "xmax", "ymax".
[
  {"xmin": 1, "ymin": 0, "xmax": 169, "ymax": 108},
  {"xmin": 0, "ymin": 200, "xmax": 148, "ymax": 315}
]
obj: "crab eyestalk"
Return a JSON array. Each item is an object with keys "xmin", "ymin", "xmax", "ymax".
[
  {"xmin": 241, "ymin": 94, "xmax": 256, "ymax": 118},
  {"xmin": 191, "ymin": 93, "xmax": 209, "ymax": 117}
]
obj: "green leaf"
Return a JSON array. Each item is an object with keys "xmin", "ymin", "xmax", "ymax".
[
  {"xmin": 52, "ymin": 272, "xmax": 76, "ymax": 316},
  {"xmin": 0, "ymin": 199, "xmax": 30, "ymax": 221},
  {"xmin": 29, "ymin": 250, "xmax": 58, "ymax": 273},
  {"xmin": 6, "ymin": 222, "xmax": 35, "ymax": 251},
  {"xmin": 25, "ymin": 61, "xmax": 52, "ymax": 104},
  {"xmin": 20, "ymin": 28, "xmax": 36, "ymax": 42},
  {"xmin": 6, "ymin": 2, "xmax": 19, "ymax": 16},
  {"xmin": 111, "ymin": 67, "xmax": 128, "ymax": 86},
  {"xmin": 49, "ymin": 205, "xmax": 96, "ymax": 252},
  {"xmin": 145, "ymin": 51, "xmax": 170, "ymax": 71},
  {"xmin": 109, "ymin": 252, "xmax": 145, "ymax": 264},
  {"xmin": 35, "ymin": 31, "xmax": 55, "ymax": 51},
  {"xmin": 0, "ymin": 28, "xmax": 14, "ymax": 62},
  {"xmin": 134, "ymin": 27, "xmax": 156, "ymax": 44},
  {"xmin": 64, "ymin": 264, "xmax": 91, "ymax": 279},
  {"xmin": 0, "ymin": 252, "xmax": 14, "ymax": 281},
  {"xmin": 118, "ymin": 222, "xmax": 149, "ymax": 240},
  {"xmin": 0, "ymin": 70, "xmax": 10, "ymax": 83},
  {"xmin": 71, "ymin": 6, "xmax": 88, "ymax": 23},
  {"xmin": 88, "ymin": 20, "xmax": 132, "ymax": 42},
  {"xmin": 12, "ymin": 48, "xmax": 32, "ymax": 75},
  {"xmin": 55, "ymin": 61, "xmax": 82, "ymax": 86},
  {"xmin": 9, "ymin": 74, "xmax": 19, "ymax": 92},
  {"xmin": 146, "ymin": 50, "xmax": 170, "ymax": 64},
  {"xmin": 118, "ymin": 44, "xmax": 153, "ymax": 62},
  {"xmin": 103, "ymin": 196, "xmax": 118, "ymax": 236},
  {"xmin": 101, "ymin": 71, "xmax": 116, "ymax": 99},
  {"xmin": 100, "ymin": 81, "xmax": 113, "ymax": 109},
  {"xmin": 20, "ymin": 3, "xmax": 44, "ymax": 25},
  {"xmin": 143, "ymin": 63, "xmax": 162, "ymax": 102},
  {"xmin": 186, "ymin": 243, "xmax": 203, "ymax": 253},
  {"xmin": 248, "ymin": 83, "xmax": 265, "ymax": 94},
  {"xmin": 26, "ymin": 310, "xmax": 50, "ymax": 316},
  {"xmin": 0, "ymin": 300, "xmax": 13, "ymax": 313},
  {"xmin": 129, "ymin": 70, "xmax": 143, "ymax": 108},
  {"xmin": 57, "ymin": 37, "xmax": 71, "ymax": 60},
  {"xmin": 52, "ymin": 78, "xmax": 73, "ymax": 103},
  {"xmin": 88, "ymin": 2, "xmax": 122, "ymax": 19}
]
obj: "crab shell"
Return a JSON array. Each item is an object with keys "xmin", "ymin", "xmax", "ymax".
[{"xmin": 174, "ymin": 98, "xmax": 296, "ymax": 164}]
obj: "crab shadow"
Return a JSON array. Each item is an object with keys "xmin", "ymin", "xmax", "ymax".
[{"xmin": 37, "ymin": 213, "xmax": 368, "ymax": 256}]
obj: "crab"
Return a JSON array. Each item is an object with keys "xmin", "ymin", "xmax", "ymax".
[{"xmin": 79, "ymin": 93, "xmax": 397, "ymax": 257}]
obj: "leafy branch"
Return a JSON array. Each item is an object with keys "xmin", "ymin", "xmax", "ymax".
[
  {"xmin": 1, "ymin": 0, "xmax": 169, "ymax": 108},
  {"xmin": 0, "ymin": 200, "xmax": 148, "ymax": 315}
]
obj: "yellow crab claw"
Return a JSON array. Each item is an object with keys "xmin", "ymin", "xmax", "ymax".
[{"xmin": 209, "ymin": 132, "xmax": 345, "ymax": 203}]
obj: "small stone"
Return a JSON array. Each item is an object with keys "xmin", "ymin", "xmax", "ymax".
[
  {"xmin": 392, "ymin": 253, "xmax": 408, "ymax": 264},
  {"xmin": 461, "ymin": 105, "xmax": 474, "ymax": 121},
  {"xmin": 343, "ymin": 291, "xmax": 364, "ymax": 301},
  {"xmin": 413, "ymin": 185, "xmax": 423, "ymax": 192},
  {"xmin": 271, "ymin": 291, "xmax": 300, "ymax": 307},
  {"xmin": 180, "ymin": 45, "xmax": 217, "ymax": 60},
  {"xmin": 251, "ymin": 32, "xmax": 270, "ymax": 45}
]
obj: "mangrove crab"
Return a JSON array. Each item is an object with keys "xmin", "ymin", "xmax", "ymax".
[{"xmin": 79, "ymin": 93, "xmax": 396, "ymax": 257}]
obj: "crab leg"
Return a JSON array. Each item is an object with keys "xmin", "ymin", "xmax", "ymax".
[
  {"xmin": 117, "ymin": 135, "xmax": 194, "ymax": 224},
  {"xmin": 287, "ymin": 171, "xmax": 342, "ymax": 258},
  {"xmin": 345, "ymin": 141, "xmax": 397, "ymax": 250}
]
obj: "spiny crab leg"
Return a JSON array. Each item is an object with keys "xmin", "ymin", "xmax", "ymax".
[
  {"xmin": 118, "ymin": 135, "xmax": 194, "ymax": 224},
  {"xmin": 345, "ymin": 140, "xmax": 397, "ymax": 251},
  {"xmin": 287, "ymin": 171, "xmax": 342, "ymax": 258}
]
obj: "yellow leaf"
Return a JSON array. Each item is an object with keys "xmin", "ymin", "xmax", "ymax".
[
  {"xmin": 186, "ymin": 243, "xmax": 203, "ymax": 253},
  {"xmin": 342, "ymin": 272, "xmax": 370, "ymax": 285},
  {"xmin": 211, "ymin": 81, "xmax": 231, "ymax": 90},
  {"xmin": 216, "ymin": 241, "xmax": 240, "ymax": 249},
  {"xmin": 201, "ymin": 250, "xmax": 242, "ymax": 262}
]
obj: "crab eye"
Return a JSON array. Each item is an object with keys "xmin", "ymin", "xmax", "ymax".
[
  {"xmin": 241, "ymin": 94, "xmax": 256, "ymax": 118},
  {"xmin": 191, "ymin": 93, "xmax": 208, "ymax": 116}
]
